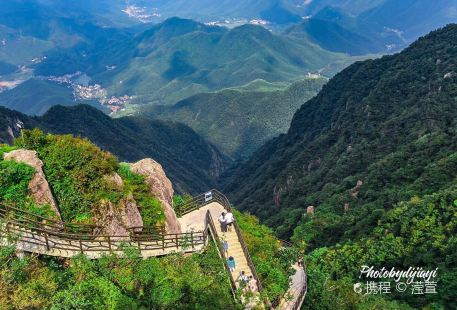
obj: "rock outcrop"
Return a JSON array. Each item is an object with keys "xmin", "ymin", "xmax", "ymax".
[
  {"xmin": 306, "ymin": 206, "xmax": 315, "ymax": 215},
  {"xmin": 131, "ymin": 159, "xmax": 182, "ymax": 234},
  {"xmin": 3, "ymin": 149, "xmax": 62, "ymax": 221},
  {"xmin": 94, "ymin": 173, "xmax": 143, "ymax": 236},
  {"xmin": 94, "ymin": 192, "xmax": 143, "ymax": 237}
]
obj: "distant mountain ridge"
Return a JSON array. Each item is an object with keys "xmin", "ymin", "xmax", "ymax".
[
  {"xmin": 0, "ymin": 104, "xmax": 229, "ymax": 194},
  {"xmin": 289, "ymin": 1, "xmax": 457, "ymax": 55}
]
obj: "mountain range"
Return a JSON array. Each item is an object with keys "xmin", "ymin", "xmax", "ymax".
[
  {"xmin": 1, "ymin": 2, "xmax": 457, "ymax": 307},
  {"xmin": 34, "ymin": 17, "xmax": 351, "ymax": 108},
  {"xmin": 224, "ymin": 23, "xmax": 457, "ymax": 235}
]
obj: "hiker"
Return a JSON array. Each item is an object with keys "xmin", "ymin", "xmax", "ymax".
[
  {"xmin": 226, "ymin": 211, "xmax": 234, "ymax": 232},
  {"xmin": 248, "ymin": 275, "xmax": 257, "ymax": 293},
  {"xmin": 227, "ymin": 256, "xmax": 236, "ymax": 272},
  {"xmin": 218, "ymin": 212, "xmax": 227, "ymax": 232},
  {"xmin": 223, "ymin": 240, "xmax": 229, "ymax": 256},
  {"xmin": 238, "ymin": 271, "xmax": 249, "ymax": 292}
]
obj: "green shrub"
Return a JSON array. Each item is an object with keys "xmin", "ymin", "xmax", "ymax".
[{"xmin": 118, "ymin": 163, "xmax": 165, "ymax": 227}]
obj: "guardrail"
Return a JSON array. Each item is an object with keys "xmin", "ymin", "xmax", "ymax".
[
  {"xmin": 0, "ymin": 204, "xmax": 98, "ymax": 235},
  {"xmin": 175, "ymin": 189, "xmax": 264, "ymax": 293},
  {"xmin": 0, "ymin": 204, "xmax": 205, "ymax": 257},
  {"xmin": 204, "ymin": 210, "xmax": 238, "ymax": 298}
]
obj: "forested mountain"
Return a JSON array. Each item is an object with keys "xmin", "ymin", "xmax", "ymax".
[
  {"xmin": 0, "ymin": 104, "xmax": 229, "ymax": 193},
  {"xmin": 149, "ymin": 77, "xmax": 327, "ymax": 159},
  {"xmin": 223, "ymin": 24, "xmax": 457, "ymax": 308},
  {"xmin": 35, "ymin": 17, "xmax": 350, "ymax": 107},
  {"xmin": 225, "ymin": 23, "xmax": 457, "ymax": 233}
]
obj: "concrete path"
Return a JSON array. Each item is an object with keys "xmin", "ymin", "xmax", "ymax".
[
  {"xmin": 278, "ymin": 264, "xmax": 306, "ymax": 310},
  {"xmin": 179, "ymin": 202, "xmax": 258, "ymax": 291}
]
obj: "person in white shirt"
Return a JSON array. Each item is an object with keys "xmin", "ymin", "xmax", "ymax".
[
  {"xmin": 218, "ymin": 212, "xmax": 227, "ymax": 232},
  {"xmin": 238, "ymin": 271, "xmax": 249, "ymax": 293},
  {"xmin": 225, "ymin": 211, "xmax": 234, "ymax": 232}
]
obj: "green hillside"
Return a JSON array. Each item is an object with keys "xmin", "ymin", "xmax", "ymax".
[
  {"xmin": 0, "ymin": 104, "xmax": 230, "ymax": 194},
  {"xmin": 0, "ymin": 79, "xmax": 104, "ymax": 115},
  {"xmin": 0, "ymin": 131, "xmax": 292, "ymax": 309},
  {"xmin": 149, "ymin": 77, "xmax": 327, "ymax": 158},
  {"xmin": 224, "ymin": 24, "xmax": 457, "ymax": 309},
  {"xmin": 36, "ymin": 17, "xmax": 353, "ymax": 107}
]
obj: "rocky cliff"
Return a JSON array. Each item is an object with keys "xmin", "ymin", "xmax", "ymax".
[
  {"xmin": 3, "ymin": 149, "xmax": 62, "ymax": 221},
  {"xmin": 4, "ymin": 147, "xmax": 181, "ymax": 236},
  {"xmin": 131, "ymin": 158, "xmax": 182, "ymax": 234}
]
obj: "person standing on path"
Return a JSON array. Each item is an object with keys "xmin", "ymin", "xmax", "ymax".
[
  {"xmin": 223, "ymin": 240, "xmax": 229, "ymax": 256},
  {"xmin": 226, "ymin": 211, "xmax": 234, "ymax": 232},
  {"xmin": 238, "ymin": 271, "xmax": 249, "ymax": 292},
  {"xmin": 228, "ymin": 256, "xmax": 236, "ymax": 272},
  {"xmin": 218, "ymin": 212, "xmax": 227, "ymax": 233}
]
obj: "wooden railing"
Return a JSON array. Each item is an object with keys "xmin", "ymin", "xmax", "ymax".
[
  {"xmin": 0, "ymin": 204, "xmax": 97, "ymax": 235},
  {"xmin": 0, "ymin": 205, "xmax": 205, "ymax": 257}
]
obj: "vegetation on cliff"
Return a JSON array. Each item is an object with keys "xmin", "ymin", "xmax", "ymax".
[{"xmin": 11, "ymin": 129, "xmax": 164, "ymax": 226}]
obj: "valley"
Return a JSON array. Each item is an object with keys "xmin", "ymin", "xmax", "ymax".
[{"xmin": 0, "ymin": 1, "xmax": 457, "ymax": 309}]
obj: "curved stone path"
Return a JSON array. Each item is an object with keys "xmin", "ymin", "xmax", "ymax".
[{"xmin": 278, "ymin": 264, "xmax": 307, "ymax": 310}]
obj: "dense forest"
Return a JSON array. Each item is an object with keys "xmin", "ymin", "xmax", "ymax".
[
  {"xmin": 149, "ymin": 78, "xmax": 327, "ymax": 158},
  {"xmin": 224, "ymin": 24, "xmax": 457, "ymax": 309}
]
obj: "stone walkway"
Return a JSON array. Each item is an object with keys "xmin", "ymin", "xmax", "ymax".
[
  {"xmin": 179, "ymin": 202, "xmax": 258, "ymax": 291},
  {"xmin": 278, "ymin": 264, "xmax": 306, "ymax": 310}
]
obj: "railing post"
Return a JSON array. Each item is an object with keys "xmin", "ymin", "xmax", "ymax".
[
  {"xmin": 162, "ymin": 233, "xmax": 165, "ymax": 250},
  {"xmin": 137, "ymin": 240, "xmax": 141, "ymax": 253},
  {"xmin": 44, "ymin": 232, "xmax": 50, "ymax": 251},
  {"xmin": 190, "ymin": 231, "xmax": 194, "ymax": 250},
  {"xmin": 79, "ymin": 239, "xmax": 84, "ymax": 254},
  {"xmin": 108, "ymin": 236, "xmax": 112, "ymax": 253},
  {"xmin": 176, "ymin": 234, "xmax": 179, "ymax": 249}
]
